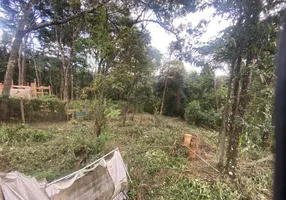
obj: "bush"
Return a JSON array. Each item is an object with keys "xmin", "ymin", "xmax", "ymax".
[
  {"xmin": 184, "ymin": 100, "xmax": 220, "ymax": 129},
  {"xmin": 0, "ymin": 97, "xmax": 66, "ymax": 122},
  {"xmin": 3, "ymin": 122, "xmax": 106, "ymax": 181},
  {"xmin": 0, "ymin": 124, "xmax": 54, "ymax": 145}
]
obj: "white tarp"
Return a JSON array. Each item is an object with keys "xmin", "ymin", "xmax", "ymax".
[
  {"xmin": 0, "ymin": 149, "xmax": 130, "ymax": 200},
  {"xmin": 0, "ymin": 172, "xmax": 50, "ymax": 200}
]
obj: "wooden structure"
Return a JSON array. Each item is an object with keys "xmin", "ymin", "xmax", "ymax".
[
  {"xmin": 0, "ymin": 80, "xmax": 51, "ymax": 98},
  {"xmin": 30, "ymin": 82, "xmax": 51, "ymax": 97}
]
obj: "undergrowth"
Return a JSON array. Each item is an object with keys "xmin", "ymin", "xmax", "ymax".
[
  {"xmin": 0, "ymin": 123, "xmax": 108, "ymax": 181},
  {"xmin": 0, "ymin": 113, "xmax": 273, "ymax": 199},
  {"xmin": 106, "ymin": 114, "xmax": 273, "ymax": 200}
]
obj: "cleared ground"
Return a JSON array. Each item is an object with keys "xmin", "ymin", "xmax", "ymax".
[{"xmin": 0, "ymin": 114, "xmax": 273, "ymax": 199}]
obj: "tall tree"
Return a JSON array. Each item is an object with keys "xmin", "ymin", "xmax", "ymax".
[
  {"xmin": 211, "ymin": 0, "xmax": 284, "ymax": 176},
  {"xmin": 158, "ymin": 60, "xmax": 186, "ymax": 116},
  {"xmin": 0, "ymin": 0, "xmax": 100, "ymax": 97}
]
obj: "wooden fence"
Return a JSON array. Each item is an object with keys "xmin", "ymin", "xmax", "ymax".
[{"xmin": 0, "ymin": 81, "xmax": 51, "ymax": 98}]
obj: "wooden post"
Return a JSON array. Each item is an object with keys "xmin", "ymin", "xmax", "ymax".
[
  {"xmin": 49, "ymin": 86, "xmax": 51, "ymax": 95},
  {"xmin": 41, "ymin": 87, "xmax": 44, "ymax": 96},
  {"xmin": 20, "ymin": 97, "xmax": 25, "ymax": 124},
  {"xmin": 31, "ymin": 82, "xmax": 36, "ymax": 97}
]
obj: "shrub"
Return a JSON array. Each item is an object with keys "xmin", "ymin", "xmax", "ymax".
[
  {"xmin": 3, "ymin": 122, "xmax": 107, "ymax": 181},
  {"xmin": 184, "ymin": 100, "xmax": 220, "ymax": 129},
  {"xmin": 0, "ymin": 124, "xmax": 54, "ymax": 145},
  {"xmin": 0, "ymin": 97, "xmax": 66, "ymax": 122}
]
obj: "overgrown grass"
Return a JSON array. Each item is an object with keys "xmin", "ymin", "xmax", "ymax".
[
  {"xmin": 105, "ymin": 114, "xmax": 273, "ymax": 200},
  {"xmin": 0, "ymin": 113, "xmax": 273, "ymax": 199},
  {"xmin": 0, "ymin": 122, "xmax": 108, "ymax": 181}
]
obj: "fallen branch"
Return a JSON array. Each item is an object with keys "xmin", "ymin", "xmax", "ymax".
[{"xmin": 247, "ymin": 155, "xmax": 274, "ymax": 166}]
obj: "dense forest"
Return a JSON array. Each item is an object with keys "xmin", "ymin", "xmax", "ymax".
[{"xmin": 0, "ymin": 0, "xmax": 285, "ymax": 199}]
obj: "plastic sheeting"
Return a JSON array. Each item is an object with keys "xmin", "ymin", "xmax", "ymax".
[
  {"xmin": 0, "ymin": 172, "xmax": 49, "ymax": 200},
  {"xmin": 0, "ymin": 149, "xmax": 129, "ymax": 200}
]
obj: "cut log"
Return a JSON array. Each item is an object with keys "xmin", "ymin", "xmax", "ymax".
[{"xmin": 183, "ymin": 134, "xmax": 192, "ymax": 147}]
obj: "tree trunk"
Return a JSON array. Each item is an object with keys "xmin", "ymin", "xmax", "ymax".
[
  {"xmin": 225, "ymin": 55, "xmax": 242, "ymax": 178},
  {"xmin": 214, "ymin": 75, "xmax": 219, "ymax": 111},
  {"xmin": 160, "ymin": 76, "xmax": 168, "ymax": 115},
  {"xmin": 63, "ymin": 66, "xmax": 69, "ymax": 101},
  {"xmin": 2, "ymin": 1, "xmax": 32, "ymax": 96},
  {"xmin": 58, "ymin": 26, "xmax": 77, "ymax": 102},
  {"xmin": 132, "ymin": 82, "xmax": 139, "ymax": 121},
  {"xmin": 49, "ymin": 73, "xmax": 53, "ymax": 95},
  {"xmin": 60, "ymin": 65, "xmax": 64, "ymax": 99},
  {"xmin": 123, "ymin": 75, "xmax": 137, "ymax": 125},
  {"xmin": 225, "ymin": 54, "xmax": 253, "ymax": 178},
  {"xmin": 57, "ymin": 29, "xmax": 68, "ymax": 101},
  {"xmin": 123, "ymin": 94, "xmax": 132, "ymax": 125},
  {"xmin": 2, "ymin": 2, "xmax": 97, "ymax": 97},
  {"xmin": 217, "ymin": 58, "xmax": 236, "ymax": 170},
  {"xmin": 33, "ymin": 57, "xmax": 40, "ymax": 87},
  {"xmin": 2, "ymin": 31, "xmax": 25, "ymax": 97},
  {"xmin": 175, "ymin": 87, "xmax": 182, "ymax": 115},
  {"xmin": 21, "ymin": 35, "xmax": 28, "ymax": 85},
  {"xmin": 18, "ymin": 42, "xmax": 22, "ymax": 85},
  {"xmin": 228, "ymin": 55, "xmax": 253, "ymax": 174},
  {"xmin": 67, "ymin": 27, "xmax": 77, "ymax": 102}
]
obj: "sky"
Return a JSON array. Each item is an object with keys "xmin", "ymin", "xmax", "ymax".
[{"xmin": 146, "ymin": 7, "xmax": 231, "ymax": 76}]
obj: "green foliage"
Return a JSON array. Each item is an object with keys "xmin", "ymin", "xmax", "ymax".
[
  {"xmin": 89, "ymin": 99, "xmax": 122, "ymax": 136},
  {"xmin": 90, "ymin": 99, "xmax": 107, "ymax": 136},
  {"xmin": 1, "ymin": 122, "xmax": 107, "ymax": 181},
  {"xmin": 106, "ymin": 106, "xmax": 121, "ymax": 120},
  {"xmin": 0, "ymin": 124, "xmax": 53, "ymax": 145},
  {"xmin": 211, "ymin": 181, "xmax": 241, "ymax": 200},
  {"xmin": 0, "ymin": 97, "xmax": 66, "ymax": 122},
  {"xmin": 0, "ymin": 112, "xmax": 273, "ymax": 199},
  {"xmin": 152, "ymin": 178, "xmax": 240, "ymax": 200},
  {"xmin": 25, "ymin": 98, "xmax": 65, "ymax": 113},
  {"xmin": 143, "ymin": 149, "xmax": 188, "ymax": 175},
  {"xmin": 168, "ymin": 178, "xmax": 211, "ymax": 200},
  {"xmin": 184, "ymin": 100, "xmax": 220, "ymax": 129},
  {"xmin": 157, "ymin": 60, "xmax": 186, "ymax": 117}
]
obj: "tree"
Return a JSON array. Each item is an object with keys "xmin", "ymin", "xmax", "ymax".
[
  {"xmin": 158, "ymin": 60, "xmax": 186, "ymax": 116},
  {"xmin": 210, "ymin": 0, "xmax": 284, "ymax": 176},
  {"xmin": 0, "ymin": 0, "xmax": 101, "ymax": 97}
]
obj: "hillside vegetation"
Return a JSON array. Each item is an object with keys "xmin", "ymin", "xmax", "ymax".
[
  {"xmin": 0, "ymin": 114, "xmax": 273, "ymax": 199},
  {"xmin": 0, "ymin": 0, "xmax": 281, "ymax": 199}
]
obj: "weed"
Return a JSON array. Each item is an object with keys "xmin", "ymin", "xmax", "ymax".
[
  {"xmin": 0, "ymin": 124, "xmax": 53, "ymax": 145},
  {"xmin": 1, "ymin": 122, "xmax": 108, "ymax": 181}
]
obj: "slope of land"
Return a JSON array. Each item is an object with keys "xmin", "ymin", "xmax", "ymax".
[{"xmin": 0, "ymin": 114, "xmax": 273, "ymax": 199}]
